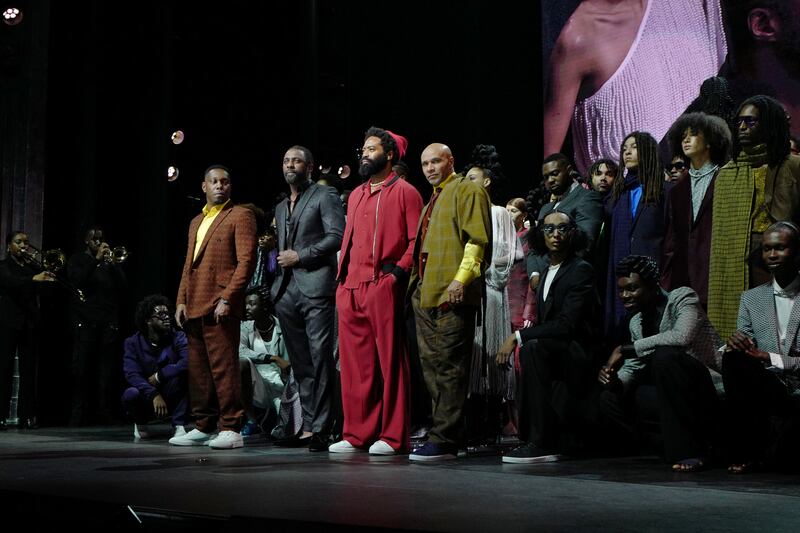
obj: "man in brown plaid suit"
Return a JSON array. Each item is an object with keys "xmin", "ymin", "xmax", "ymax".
[
  {"xmin": 408, "ymin": 143, "xmax": 492, "ymax": 461},
  {"xmin": 170, "ymin": 165, "xmax": 256, "ymax": 449}
]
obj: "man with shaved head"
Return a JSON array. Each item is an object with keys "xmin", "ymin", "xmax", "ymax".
[{"xmin": 408, "ymin": 143, "xmax": 492, "ymax": 461}]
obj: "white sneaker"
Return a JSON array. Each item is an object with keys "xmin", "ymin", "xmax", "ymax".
[
  {"xmin": 204, "ymin": 433, "xmax": 220, "ymax": 446},
  {"xmin": 368, "ymin": 440, "xmax": 396, "ymax": 455},
  {"xmin": 329, "ymin": 440, "xmax": 362, "ymax": 453},
  {"xmin": 169, "ymin": 428, "xmax": 214, "ymax": 446},
  {"xmin": 172, "ymin": 426, "xmax": 187, "ymax": 439},
  {"xmin": 133, "ymin": 424, "xmax": 150, "ymax": 440},
  {"xmin": 208, "ymin": 430, "xmax": 243, "ymax": 449}
]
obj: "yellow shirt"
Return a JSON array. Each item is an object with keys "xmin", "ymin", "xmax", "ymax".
[{"xmin": 193, "ymin": 200, "xmax": 230, "ymax": 260}]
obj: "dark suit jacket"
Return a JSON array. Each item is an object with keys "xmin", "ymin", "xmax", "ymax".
[
  {"xmin": 177, "ymin": 203, "xmax": 256, "ymax": 320},
  {"xmin": 661, "ymin": 172, "xmax": 716, "ymax": 306},
  {"xmin": 519, "ymin": 256, "xmax": 597, "ymax": 346},
  {"xmin": 271, "ymin": 181, "xmax": 345, "ymax": 301},
  {"xmin": 528, "ymin": 184, "xmax": 604, "ymax": 275},
  {"xmin": 537, "ymin": 184, "xmax": 604, "ymax": 249}
]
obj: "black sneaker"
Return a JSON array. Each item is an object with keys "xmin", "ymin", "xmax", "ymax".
[
  {"xmin": 409, "ymin": 441, "xmax": 458, "ymax": 461},
  {"xmin": 502, "ymin": 442, "xmax": 563, "ymax": 464},
  {"xmin": 308, "ymin": 433, "xmax": 330, "ymax": 452}
]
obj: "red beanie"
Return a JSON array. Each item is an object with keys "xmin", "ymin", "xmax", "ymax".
[{"xmin": 386, "ymin": 130, "xmax": 408, "ymax": 160}]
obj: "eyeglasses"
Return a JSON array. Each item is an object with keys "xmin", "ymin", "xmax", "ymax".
[
  {"xmin": 151, "ymin": 310, "xmax": 170, "ymax": 320},
  {"xmin": 541, "ymin": 223, "xmax": 574, "ymax": 236},
  {"xmin": 736, "ymin": 116, "xmax": 759, "ymax": 129},
  {"xmin": 668, "ymin": 162, "xmax": 686, "ymax": 171}
]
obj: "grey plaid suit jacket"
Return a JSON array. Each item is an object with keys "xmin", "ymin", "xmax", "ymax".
[
  {"xmin": 618, "ymin": 286, "xmax": 722, "ymax": 389},
  {"xmin": 736, "ymin": 283, "xmax": 800, "ymax": 376}
]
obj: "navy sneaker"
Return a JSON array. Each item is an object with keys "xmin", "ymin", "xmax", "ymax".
[
  {"xmin": 502, "ymin": 442, "xmax": 563, "ymax": 464},
  {"xmin": 409, "ymin": 441, "xmax": 458, "ymax": 461},
  {"xmin": 241, "ymin": 419, "xmax": 262, "ymax": 438}
]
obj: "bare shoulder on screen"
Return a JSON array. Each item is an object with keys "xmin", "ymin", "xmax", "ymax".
[{"xmin": 553, "ymin": 0, "xmax": 646, "ymax": 98}]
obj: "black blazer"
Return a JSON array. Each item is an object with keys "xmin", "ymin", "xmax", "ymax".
[
  {"xmin": 519, "ymin": 256, "xmax": 597, "ymax": 346},
  {"xmin": 271, "ymin": 181, "xmax": 345, "ymax": 301}
]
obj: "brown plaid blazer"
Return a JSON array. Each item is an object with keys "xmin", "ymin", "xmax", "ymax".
[{"xmin": 177, "ymin": 203, "xmax": 257, "ymax": 319}]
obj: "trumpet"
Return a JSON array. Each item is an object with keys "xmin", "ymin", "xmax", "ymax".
[
  {"xmin": 101, "ymin": 245, "xmax": 129, "ymax": 265},
  {"xmin": 21, "ymin": 245, "xmax": 86, "ymax": 302}
]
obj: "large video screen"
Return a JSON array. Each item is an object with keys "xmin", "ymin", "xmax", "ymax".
[{"xmin": 542, "ymin": 0, "xmax": 800, "ymax": 174}]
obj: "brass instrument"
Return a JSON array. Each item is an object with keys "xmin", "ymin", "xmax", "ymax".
[
  {"xmin": 102, "ymin": 245, "xmax": 129, "ymax": 264},
  {"xmin": 22, "ymin": 245, "xmax": 86, "ymax": 302}
]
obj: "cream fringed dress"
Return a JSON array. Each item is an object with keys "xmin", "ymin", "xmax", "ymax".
[{"xmin": 468, "ymin": 205, "xmax": 517, "ymax": 399}]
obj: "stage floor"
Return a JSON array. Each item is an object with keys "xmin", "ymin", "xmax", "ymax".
[{"xmin": 1, "ymin": 424, "xmax": 799, "ymax": 531}]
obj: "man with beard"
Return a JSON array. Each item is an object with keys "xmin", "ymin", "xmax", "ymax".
[
  {"xmin": 329, "ymin": 127, "xmax": 423, "ymax": 455},
  {"xmin": 708, "ymin": 95, "xmax": 800, "ymax": 340},
  {"xmin": 170, "ymin": 165, "xmax": 256, "ymax": 449},
  {"xmin": 528, "ymin": 153, "xmax": 603, "ymax": 287},
  {"xmin": 271, "ymin": 145, "xmax": 345, "ymax": 451},
  {"xmin": 122, "ymin": 295, "xmax": 188, "ymax": 443}
]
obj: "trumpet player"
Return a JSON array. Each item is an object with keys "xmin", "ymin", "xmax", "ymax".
[
  {"xmin": 0, "ymin": 231, "xmax": 55, "ymax": 430},
  {"xmin": 67, "ymin": 226, "xmax": 127, "ymax": 426}
]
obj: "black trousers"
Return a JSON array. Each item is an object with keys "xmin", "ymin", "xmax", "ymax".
[
  {"xmin": 518, "ymin": 338, "xmax": 596, "ymax": 451},
  {"xmin": 599, "ymin": 346, "xmax": 719, "ymax": 462},
  {"xmin": 70, "ymin": 321, "xmax": 119, "ymax": 425},
  {"xmin": 722, "ymin": 350, "xmax": 800, "ymax": 467},
  {"xmin": 0, "ymin": 325, "xmax": 38, "ymax": 420}
]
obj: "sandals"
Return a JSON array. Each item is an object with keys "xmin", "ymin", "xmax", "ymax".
[{"xmin": 672, "ymin": 457, "xmax": 706, "ymax": 473}]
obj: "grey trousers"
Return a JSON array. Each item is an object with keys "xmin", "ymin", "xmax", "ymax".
[{"xmin": 274, "ymin": 276, "xmax": 335, "ymax": 434}]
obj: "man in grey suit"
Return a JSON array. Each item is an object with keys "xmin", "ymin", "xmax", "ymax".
[
  {"xmin": 723, "ymin": 221, "xmax": 800, "ymax": 474},
  {"xmin": 598, "ymin": 255, "xmax": 721, "ymax": 472},
  {"xmin": 271, "ymin": 145, "xmax": 345, "ymax": 451},
  {"xmin": 528, "ymin": 153, "xmax": 603, "ymax": 283}
]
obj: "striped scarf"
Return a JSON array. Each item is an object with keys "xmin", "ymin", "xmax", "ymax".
[{"xmin": 707, "ymin": 144, "xmax": 768, "ymax": 340}]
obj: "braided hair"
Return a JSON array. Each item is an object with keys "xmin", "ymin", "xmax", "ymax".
[
  {"xmin": 732, "ymin": 95, "xmax": 791, "ymax": 168},
  {"xmin": 615, "ymin": 255, "xmax": 660, "ymax": 286},
  {"xmin": 611, "ymin": 131, "xmax": 663, "ymax": 204},
  {"xmin": 463, "ymin": 144, "xmax": 507, "ymax": 203}
]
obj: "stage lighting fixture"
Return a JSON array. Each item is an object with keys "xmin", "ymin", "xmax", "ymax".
[
  {"xmin": 338, "ymin": 165, "xmax": 351, "ymax": 179},
  {"xmin": 167, "ymin": 166, "xmax": 179, "ymax": 181},
  {"xmin": 2, "ymin": 7, "xmax": 22, "ymax": 26},
  {"xmin": 171, "ymin": 130, "xmax": 184, "ymax": 145}
]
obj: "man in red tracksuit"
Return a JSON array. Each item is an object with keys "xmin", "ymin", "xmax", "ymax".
[{"xmin": 330, "ymin": 126, "xmax": 423, "ymax": 455}]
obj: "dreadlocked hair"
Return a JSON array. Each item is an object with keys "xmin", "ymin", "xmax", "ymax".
[
  {"xmin": 615, "ymin": 255, "xmax": 660, "ymax": 286},
  {"xmin": 612, "ymin": 131, "xmax": 663, "ymax": 204},
  {"xmin": 732, "ymin": 95, "xmax": 791, "ymax": 168}
]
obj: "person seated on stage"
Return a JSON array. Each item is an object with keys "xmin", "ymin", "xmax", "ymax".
[
  {"xmin": 121, "ymin": 295, "xmax": 188, "ymax": 441},
  {"xmin": 239, "ymin": 286, "xmax": 290, "ymax": 437},
  {"xmin": 496, "ymin": 211, "xmax": 598, "ymax": 464},
  {"xmin": 598, "ymin": 255, "xmax": 722, "ymax": 472},
  {"xmin": 723, "ymin": 222, "xmax": 800, "ymax": 474}
]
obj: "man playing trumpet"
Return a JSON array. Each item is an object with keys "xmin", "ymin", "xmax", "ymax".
[{"xmin": 67, "ymin": 225, "xmax": 128, "ymax": 426}]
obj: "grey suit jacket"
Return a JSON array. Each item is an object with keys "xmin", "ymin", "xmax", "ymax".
[
  {"xmin": 618, "ymin": 286, "xmax": 722, "ymax": 389},
  {"xmin": 736, "ymin": 283, "xmax": 800, "ymax": 375},
  {"xmin": 528, "ymin": 184, "xmax": 604, "ymax": 275},
  {"xmin": 271, "ymin": 181, "xmax": 345, "ymax": 301}
]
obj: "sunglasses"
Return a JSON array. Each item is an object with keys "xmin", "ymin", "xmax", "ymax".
[
  {"xmin": 668, "ymin": 162, "xmax": 686, "ymax": 171},
  {"xmin": 541, "ymin": 223, "xmax": 574, "ymax": 236},
  {"xmin": 736, "ymin": 116, "xmax": 759, "ymax": 129}
]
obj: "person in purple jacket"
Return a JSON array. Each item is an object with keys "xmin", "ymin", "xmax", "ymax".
[{"xmin": 121, "ymin": 294, "xmax": 189, "ymax": 441}]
